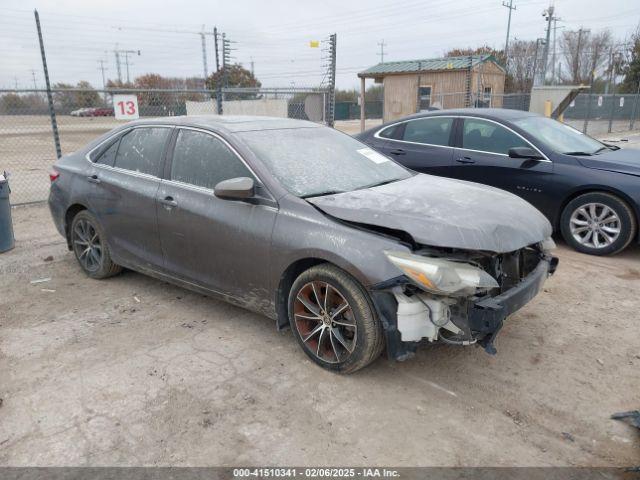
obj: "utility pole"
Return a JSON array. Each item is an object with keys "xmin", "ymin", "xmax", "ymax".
[
  {"xmin": 377, "ymin": 39, "xmax": 386, "ymax": 63},
  {"xmin": 502, "ymin": 0, "xmax": 516, "ymax": 63},
  {"xmin": 551, "ymin": 18, "xmax": 564, "ymax": 84},
  {"xmin": 250, "ymin": 57, "xmax": 254, "ymax": 76},
  {"xmin": 541, "ymin": 5, "xmax": 554, "ymax": 85},
  {"xmin": 532, "ymin": 38, "xmax": 545, "ymax": 86},
  {"xmin": 200, "ymin": 25, "xmax": 208, "ymax": 80},
  {"xmin": 29, "ymin": 69, "xmax": 38, "ymax": 89},
  {"xmin": 114, "ymin": 47, "xmax": 140, "ymax": 84},
  {"xmin": 97, "ymin": 59, "xmax": 108, "ymax": 89},
  {"xmin": 574, "ymin": 28, "xmax": 589, "ymax": 84}
]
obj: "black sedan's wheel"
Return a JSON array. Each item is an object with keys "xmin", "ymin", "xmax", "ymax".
[
  {"xmin": 560, "ymin": 192, "xmax": 636, "ymax": 256},
  {"xmin": 70, "ymin": 211, "xmax": 122, "ymax": 279},
  {"xmin": 288, "ymin": 264, "xmax": 384, "ymax": 373}
]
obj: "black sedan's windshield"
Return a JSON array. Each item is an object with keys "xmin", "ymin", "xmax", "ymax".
[
  {"xmin": 238, "ymin": 127, "xmax": 412, "ymax": 197},
  {"xmin": 513, "ymin": 116, "xmax": 605, "ymax": 155}
]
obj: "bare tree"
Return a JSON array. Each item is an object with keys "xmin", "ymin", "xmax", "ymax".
[
  {"xmin": 560, "ymin": 29, "xmax": 612, "ymax": 84},
  {"xmin": 505, "ymin": 39, "xmax": 537, "ymax": 92}
]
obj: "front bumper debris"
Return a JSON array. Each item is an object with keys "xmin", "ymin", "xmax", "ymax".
[{"xmin": 370, "ymin": 253, "xmax": 558, "ymax": 361}]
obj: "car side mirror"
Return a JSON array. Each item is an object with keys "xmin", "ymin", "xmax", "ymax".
[
  {"xmin": 508, "ymin": 147, "xmax": 543, "ymax": 160},
  {"xmin": 214, "ymin": 177, "xmax": 255, "ymax": 200}
]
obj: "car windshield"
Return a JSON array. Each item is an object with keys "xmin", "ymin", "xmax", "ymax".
[
  {"xmin": 237, "ymin": 126, "xmax": 412, "ymax": 197},
  {"xmin": 513, "ymin": 116, "xmax": 605, "ymax": 155}
]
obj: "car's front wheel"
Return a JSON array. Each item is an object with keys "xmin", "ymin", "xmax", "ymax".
[
  {"xmin": 288, "ymin": 264, "xmax": 384, "ymax": 373},
  {"xmin": 70, "ymin": 210, "xmax": 122, "ymax": 279},
  {"xmin": 560, "ymin": 192, "xmax": 637, "ymax": 255}
]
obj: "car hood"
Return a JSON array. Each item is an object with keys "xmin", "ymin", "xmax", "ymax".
[
  {"xmin": 576, "ymin": 148, "xmax": 640, "ymax": 177},
  {"xmin": 307, "ymin": 174, "xmax": 552, "ymax": 253}
]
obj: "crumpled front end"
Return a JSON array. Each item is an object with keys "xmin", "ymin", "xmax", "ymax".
[{"xmin": 370, "ymin": 240, "xmax": 558, "ymax": 360}]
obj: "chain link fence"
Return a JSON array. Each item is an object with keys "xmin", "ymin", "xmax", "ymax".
[
  {"xmin": 341, "ymin": 90, "xmax": 640, "ymax": 136},
  {"xmin": 0, "ymin": 87, "xmax": 330, "ymax": 205}
]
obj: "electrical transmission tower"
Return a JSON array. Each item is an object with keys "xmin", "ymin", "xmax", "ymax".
[{"xmin": 113, "ymin": 47, "xmax": 140, "ymax": 84}]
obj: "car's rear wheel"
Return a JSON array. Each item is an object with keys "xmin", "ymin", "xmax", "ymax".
[
  {"xmin": 70, "ymin": 211, "xmax": 122, "ymax": 279},
  {"xmin": 288, "ymin": 264, "xmax": 384, "ymax": 373},
  {"xmin": 560, "ymin": 192, "xmax": 636, "ymax": 256}
]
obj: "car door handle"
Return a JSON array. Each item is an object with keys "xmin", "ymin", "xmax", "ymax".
[
  {"xmin": 389, "ymin": 149, "xmax": 406, "ymax": 156},
  {"xmin": 456, "ymin": 156, "xmax": 476, "ymax": 164},
  {"xmin": 160, "ymin": 196, "xmax": 178, "ymax": 208},
  {"xmin": 87, "ymin": 174, "xmax": 101, "ymax": 184}
]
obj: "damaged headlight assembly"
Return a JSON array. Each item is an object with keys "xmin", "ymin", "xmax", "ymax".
[
  {"xmin": 383, "ymin": 250, "xmax": 501, "ymax": 344},
  {"xmin": 384, "ymin": 250, "xmax": 499, "ymax": 296}
]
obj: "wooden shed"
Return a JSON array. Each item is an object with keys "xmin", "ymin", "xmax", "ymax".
[{"xmin": 357, "ymin": 55, "xmax": 506, "ymax": 127}]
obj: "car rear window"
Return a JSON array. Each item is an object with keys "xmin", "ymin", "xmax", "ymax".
[
  {"xmin": 402, "ymin": 117, "xmax": 453, "ymax": 146},
  {"xmin": 114, "ymin": 127, "xmax": 171, "ymax": 176}
]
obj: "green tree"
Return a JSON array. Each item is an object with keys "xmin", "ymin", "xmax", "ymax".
[
  {"xmin": 0, "ymin": 93, "xmax": 26, "ymax": 113},
  {"xmin": 53, "ymin": 81, "xmax": 101, "ymax": 111},
  {"xmin": 620, "ymin": 25, "xmax": 640, "ymax": 93},
  {"xmin": 205, "ymin": 64, "xmax": 261, "ymax": 100}
]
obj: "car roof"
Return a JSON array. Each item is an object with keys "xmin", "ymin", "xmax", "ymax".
[
  {"xmin": 128, "ymin": 115, "xmax": 322, "ymax": 133},
  {"xmin": 403, "ymin": 108, "xmax": 539, "ymax": 122}
]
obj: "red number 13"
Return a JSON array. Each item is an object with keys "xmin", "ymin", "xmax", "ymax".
[{"xmin": 117, "ymin": 100, "xmax": 136, "ymax": 115}]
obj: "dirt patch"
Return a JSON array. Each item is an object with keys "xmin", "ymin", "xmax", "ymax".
[{"xmin": 0, "ymin": 204, "xmax": 639, "ymax": 466}]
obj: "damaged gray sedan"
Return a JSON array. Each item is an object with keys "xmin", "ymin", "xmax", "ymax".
[{"xmin": 49, "ymin": 116, "xmax": 558, "ymax": 373}]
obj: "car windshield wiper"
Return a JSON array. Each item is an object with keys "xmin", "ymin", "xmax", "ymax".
[
  {"xmin": 596, "ymin": 144, "xmax": 619, "ymax": 153},
  {"xmin": 563, "ymin": 151, "xmax": 593, "ymax": 156},
  {"xmin": 301, "ymin": 190, "xmax": 345, "ymax": 199},
  {"xmin": 355, "ymin": 178, "xmax": 403, "ymax": 190}
]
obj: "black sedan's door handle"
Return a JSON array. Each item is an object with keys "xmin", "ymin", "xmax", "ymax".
[
  {"xmin": 456, "ymin": 156, "xmax": 476, "ymax": 164},
  {"xmin": 160, "ymin": 196, "xmax": 178, "ymax": 208},
  {"xmin": 87, "ymin": 174, "xmax": 101, "ymax": 184},
  {"xmin": 389, "ymin": 148, "xmax": 406, "ymax": 156}
]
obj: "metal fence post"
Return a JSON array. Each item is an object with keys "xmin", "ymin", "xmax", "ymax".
[
  {"xmin": 630, "ymin": 82, "xmax": 640, "ymax": 131},
  {"xmin": 582, "ymin": 71, "xmax": 594, "ymax": 134},
  {"xmin": 608, "ymin": 88, "xmax": 617, "ymax": 134},
  {"xmin": 34, "ymin": 9, "xmax": 61, "ymax": 160}
]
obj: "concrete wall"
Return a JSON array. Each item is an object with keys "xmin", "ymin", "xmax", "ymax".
[{"xmin": 185, "ymin": 98, "xmax": 288, "ymax": 117}]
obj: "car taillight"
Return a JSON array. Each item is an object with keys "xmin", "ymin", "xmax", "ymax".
[{"xmin": 49, "ymin": 169, "xmax": 60, "ymax": 182}]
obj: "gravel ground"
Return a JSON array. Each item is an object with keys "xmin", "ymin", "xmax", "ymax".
[{"xmin": 0, "ymin": 203, "xmax": 638, "ymax": 466}]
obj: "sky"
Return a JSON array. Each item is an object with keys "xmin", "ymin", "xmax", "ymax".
[{"xmin": 1, "ymin": 0, "xmax": 639, "ymax": 91}]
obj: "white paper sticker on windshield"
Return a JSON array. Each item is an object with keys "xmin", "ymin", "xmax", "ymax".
[{"xmin": 357, "ymin": 147, "xmax": 389, "ymax": 164}]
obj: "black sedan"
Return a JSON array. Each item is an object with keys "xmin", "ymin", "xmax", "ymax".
[{"xmin": 356, "ymin": 109, "xmax": 640, "ymax": 256}]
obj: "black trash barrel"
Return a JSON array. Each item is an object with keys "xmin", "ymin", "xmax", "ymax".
[{"xmin": 0, "ymin": 174, "xmax": 15, "ymax": 253}]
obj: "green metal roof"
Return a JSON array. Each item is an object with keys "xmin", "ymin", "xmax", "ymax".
[{"xmin": 358, "ymin": 54, "xmax": 504, "ymax": 77}]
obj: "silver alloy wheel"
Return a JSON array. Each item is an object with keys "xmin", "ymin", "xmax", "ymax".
[
  {"xmin": 569, "ymin": 202, "xmax": 621, "ymax": 249},
  {"xmin": 72, "ymin": 218, "xmax": 103, "ymax": 272},
  {"xmin": 293, "ymin": 281, "xmax": 357, "ymax": 364}
]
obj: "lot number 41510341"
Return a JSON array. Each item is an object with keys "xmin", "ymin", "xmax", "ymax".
[{"xmin": 113, "ymin": 94, "xmax": 140, "ymax": 120}]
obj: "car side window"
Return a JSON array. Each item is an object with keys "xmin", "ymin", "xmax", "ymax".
[
  {"xmin": 462, "ymin": 118, "xmax": 529, "ymax": 155},
  {"xmin": 114, "ymin": 127, "xmax": 171, "ymax": 176},
  {"xmin": 401, "ymin": 117, "xmax": 453, "ymax": 146},
  {"xmin": 378, "ymin": 124, "xmax": 400, "ymax": 139},
  {"xmin": 170, "ymin": 129, "xmax": 253, "ymax": 190},
  {"xmin": 91, "ymin": 139, "xmax": 119, "ymax": 167}
]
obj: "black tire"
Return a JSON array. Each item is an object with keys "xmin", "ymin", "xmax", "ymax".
[
  {"xmin": 560, "ymin": 192, "xmax": 636, "ymax": 256},
  {"xmin": 288, "ymin": 264, "xmax": 385, "ymax": 374},
  {"xmin": 70, "ymin": 210, "xmax": 122, "ymax": 279}
]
